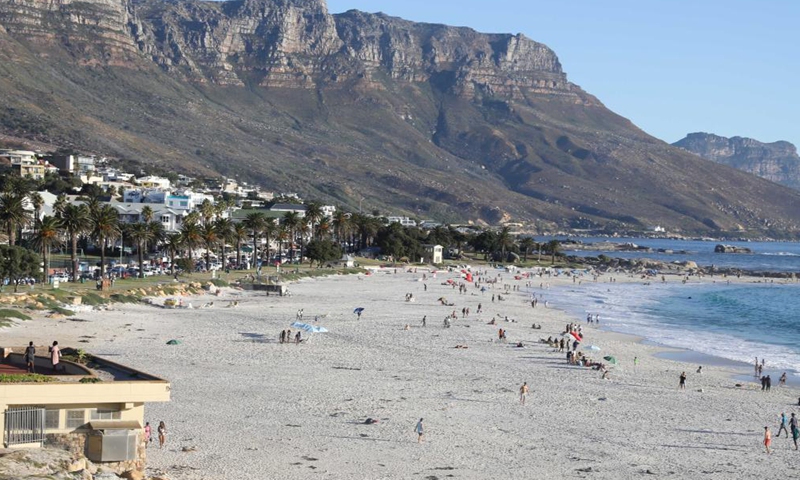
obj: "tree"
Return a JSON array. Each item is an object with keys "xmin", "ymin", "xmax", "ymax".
[
  {"xmin": 546, "ymin": 239, "xmax": 561, "ymax": 265},
  {"xmin": 0, "ymin": 192, "xmax": 29, "ymax": 245},
  {"xmin": 141, "ymin": 206, "xmax": 154, "ymax": 223},
  {"xmin": 215, "ymin": 218, "xmax": 233, "ymax": 270},
  {"xmin": 262, "ymin": 217, "xmax": 278, "ymax": 263},
  {"xmin": 332, "ymin": 210, "xmax": 350, "ymax": 247},
  {"xmin": 199, "ymin": 222, "xmax": 219, "ymax": 272},
  {"xmin": 198, "ymin": 199, "xmax": 216, "ymax": 225},
  {"xmin": 179, "ymin": 220, "xmax": 202, "ymax": 271},
  {"xmin": 282, "ymin": 211, "xmax": 301, "ymax": 261},
  {"xmin": 127, "ymin": 223, "xmax": 154, "ymax": 278},
  {"xmin": 53, "ymin": 194, "xmax": 68, "ymax": 218},
  {"xmin": 243, "ymin": 212, "xmax": 266, "ymax": 269},
  {"xmin": 495, "ymin": 227, "xmax": 514, "ymax": 261},
  {"xmin": 61, "ymin": 204, "xmax": 88, "ymax": 282},
  {"xmin": 232, "ymin": 222, "xmax": 248, "ymax": 268},
  {"xmin": 304, "ymin": 203, "xmax": 323, "ymax": 240},
  {"xmin": 88, "ymin": 205, "xmax": 120, "ymax": 278},
  {"xmin": 163, "ymin": 233, "xmax": 183, "ymax": 276},
  {"xmin": 30, "ymin": 215, "xmax": 62, "ymax": 282},
  {"xmin": 29, "ymin": 192, "xmax": 44, "ymax": 225},
  {"xmin": 305, "ymin": 239, "xmax": 342, "ymax": 267},
  {"xmin": 0, "ymin": 245, "xmax": 40, "ymax": 292},
  {"xmin": 518, "ymin": 237, "xmax": 536, "ymax": 263}
]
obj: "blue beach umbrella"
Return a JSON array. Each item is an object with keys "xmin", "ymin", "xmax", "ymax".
[{"xmin": 353, "ymin": 307, "xmax": 365, "ymax": 314}]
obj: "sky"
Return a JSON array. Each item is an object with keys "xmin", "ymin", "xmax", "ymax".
[{"xmin": 325, "ymin": 0, "xmax": 799, "ymax": 147}]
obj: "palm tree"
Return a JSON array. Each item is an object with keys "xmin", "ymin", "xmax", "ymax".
[
  {"xmin": 232, "ymin": 222, "xmax": 248, "ymax": 268},
  {"xmin": 180, "ymin": 220, "xmax": 202, "ymax": 271},
  {"xmin": 243, "ymin": 212, "xmax": 266, "ymax": 269},
  {"xmin": 89, "ymin": 205, "xmax": 120, "ymax": 278},
  {"xmin": 199, "ymin": 199, "xmax": 216, "ymax": 226},
  {"xmin": 147, "ymin": 220, "xmax": 165, "ymax": 255},
  {"xmin": 141, "ymin": 205, "xmax": 154, "ymax": 223},
  {"xmin": 214, "ymin": 218, "xmax": 233, "ymax": 270},
  {"xmin": 546, "ymin": 239, "xmax": 561, "ymax": 265},
  {"xmin": 304, "ymin": 203, "xmax": 323, "ymax": 240},
  {"xmin": 31, "ymin": 215, "xmax": 62, "ymax": 283},
  {"xmin": 276, "ymin": 225, "xmax": 290, "ymax": 260},
  {"xmin": 53, "ymin": 194, "xmax": 68, "ymax": 219},
  {"xmin": 495, "ymin": 227, "xmax": 514, "ymax": 261},
  {"xmin": 262, "ymin": 218, "xmax": 278, "ymax": 263},
  {"xmin": 29, "ymin": 192, "xmax": 44, "ymax": 225},
  {"xmin": 164, "ymin": 233, "xmax": 183, "ymax": 276},
  {"xmin": 316, "ymin": 217, "xmax": 331, "ymax": 239},
  {"xmin": 282, "ymin": 211, "xmax": 301, "ymax": 261},
  {"xmin": 61, "ymin": 204, "xmax": 89, "ymax": 281},
  {"xmin": 199, "ymin": 222, "xmax": 219, "ymax": 272},
  {"xmin": 127, "ymin": 223, "xmax": 155, "ymax": 278},
  {"xmin": 332, "ymin": 210, "xmax": 350, "ymax": 247},
  {"xmin": 519, "ymin": 237, "xmax": 536, "ymax": 263},
  {"xmin": 0, "ymin": 192, "xmax": 29, "ymax": 246}
]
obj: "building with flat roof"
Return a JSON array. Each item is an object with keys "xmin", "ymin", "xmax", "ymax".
[{"xmin": 0, "ymin": 346, "xmax": 170, "ymax": 475}]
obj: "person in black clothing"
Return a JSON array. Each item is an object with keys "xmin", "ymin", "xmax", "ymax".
[
  {"xmin": 24, "ymin": 342, "xmax": 36, "ymax": 373},
  {"xmin": 679, "ymin": 372, "xmax": 687, "ymax": 390},
  {"xmin": 761, "ymin": 376, "xmax": 767, "ymax": 391},
  {"xmin": 790, "ymin": 413, "xmax": 799, "ymax": 450},
  {"xmin": 765, "ymin": 375, "xmax": 772, "ymax": 391}
]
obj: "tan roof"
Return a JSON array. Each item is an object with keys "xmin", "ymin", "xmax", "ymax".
[{"xmin": 87, "ymin": 421, "xmax": 142, "ymax": 430}]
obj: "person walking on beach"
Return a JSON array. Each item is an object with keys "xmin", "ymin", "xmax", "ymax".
[
  {"xmin": 422, "ymin": 316, "xmax": 426, "ymax": 327},
  {"xmin": 790, "ymin": 413, "xmax": 799, "ymax": 450},
  {"xmin": 755, "ymin": 357, "xmax": 759, "ymax": 377},
  {"xmin": 520, "ymin": 382, "xmax": 529, "ymax": 405},
  {"xmin": 415, "ymin": 418, "xmax": 425, "ymax": 443},
  {"xmin": 679, "ymin": 372, "xmax": 687, "ymax": 390},
  {"xmin": 24, "ymin": 341, "xmax": 36, "ymax": 373},
  {"xmin": 779, "ymin": 372, "xmax": 787, "ymax": 387},
  {"xmin": 158, "ymin": 421, "xmax": 167, "ymax": 449},
  {"xmin": 49, "ymin": 341, "xmax": 61, "ymax": 373},
  {"xmin": 766, "ymin": 375, "xmax": 772, "ymax": 391},
  {"xmin": 144, "ymin": 422, "xmax": 152, "ymax": 448},
  {"xmin": 777, "ymin": 413, "xmax": 789, "ymax": 438},
  {"xmin": 764, "ymin": 426, "xmax": 772, "ymax": 454}
]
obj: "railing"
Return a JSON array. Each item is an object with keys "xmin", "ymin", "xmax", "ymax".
[{"xmin": 4, "ymin": 406, "xmax": 45, "ymax": 447}]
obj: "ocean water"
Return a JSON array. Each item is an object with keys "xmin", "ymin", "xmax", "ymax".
[
  {"xmin": 535, "ymin": 236, "xmax": 800, "ymax": 272},
  {"xmin": 542, "ymin": 280, "xmax": 800, "ymax": 376}
]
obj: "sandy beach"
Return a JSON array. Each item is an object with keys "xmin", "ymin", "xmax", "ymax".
[{"xmin": 3, "ymin": 269, "xmax": 799, "ymax": 479}]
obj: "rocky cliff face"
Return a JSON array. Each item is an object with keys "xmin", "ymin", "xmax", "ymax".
[
  {"xmin": 674, "ymin": 133, "xmax": 800, "ymax": 190},
  {"xmin": 2, "ymin": 0, "xmax": 800, "ymax": 234}
]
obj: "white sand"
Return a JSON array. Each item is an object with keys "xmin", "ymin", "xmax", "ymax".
[{"xmin": 3, "ymin": 270, "xmax": 799, "ymax": 479}]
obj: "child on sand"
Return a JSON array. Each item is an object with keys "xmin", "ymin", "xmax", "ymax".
[
  {"xmin": 415, "ymin": 419, "xmax": 424, "ymax": 443},
  {"xmin": 520, "ymin": 382, "xmax": 529, "ymax": 405},
  {"xmin": 764, "ymin": 426, "xmax": 772, "ymax": 454}
]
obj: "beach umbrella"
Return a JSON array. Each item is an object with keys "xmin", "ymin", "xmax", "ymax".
[
  {"xmin": 353, "ymin": 307, "xmax": 365, "ymax": 314},
  {"xmin": 603, "ymin": 356, "xmax": 617, "ymax": 364},
  {"xmin": 570, "ymin": 331, "xmax": 583, "ymax": 342},
  {"xmin": 587, "ymin": 345, "xmax": 601, "ymax": 351},
  {"xmin": 166, "ymin": 339, "xmax": 182, "ymax": 345}
]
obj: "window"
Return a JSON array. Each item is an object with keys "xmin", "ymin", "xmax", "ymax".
[
  {"xmin": 45, "ymin": 409, "xmax": 60, "ymax": 430},
  {"xmin": 90, "ymin": 409, "xmax": 121, "ymax": 421},
  {"xmin": 66, "ymin": 410, "xmax": 85, "ymax": 428}
]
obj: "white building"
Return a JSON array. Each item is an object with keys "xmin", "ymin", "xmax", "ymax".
[
  {"xmin": 166, "ymin": 191, "xmax": 214, "ymax": 211},
  {"xmin": 386, "ymin": 216, "xmax": 417, "ymax": 227},
  {"xmin": 108, "ymin": 202, "xmax": 187, "ymax": 232},
  {"xmin": 135, "ymin": 176, "xmax": 172, "ymax": 190},
  {"xmin": 123, "ymin": 189, "xmax": 168, "ymax": 204},
  {"xmin": 0, "ymin": 149, "xmax": 38, "ymax": 165},
  {"xmin": 321, "ymin": 205, "xmax": 337, "ymax": 219}
]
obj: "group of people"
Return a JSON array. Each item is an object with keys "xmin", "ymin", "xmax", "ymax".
[
  {"xmin": 765, "ymin": 412, "xmax": 799, "ymax": 453},
  {"xmin": 23, "ymin": 340, "xmax": 61, "ymax": 373},
  {"xmin": 143, "ymin": 421, "xmax": 168, "ymax": 449},
  {"xmin": 279, "ymin": 329, "xmax": 301, "ymax": 344}
]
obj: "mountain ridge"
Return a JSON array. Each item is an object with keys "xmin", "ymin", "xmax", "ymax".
[
  {"xmin": 674, "ymin": 132, "xmax": 800, "ymax": 191},
  {"xmin": 0, "ymin": 0, "xmax": 799, "ymax": 235}
]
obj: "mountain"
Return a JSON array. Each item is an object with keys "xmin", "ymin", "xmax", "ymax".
[
  {"xmin": 674, "ymin": 133, "xmax": 800, "ymax": 191},
  {"xmin": 1, "ymin": 0, "xmax": 799, "ymax": 235}
]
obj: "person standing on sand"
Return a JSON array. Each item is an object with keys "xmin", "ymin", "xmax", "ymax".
[
  {"xmin": 24, "ymin": 341, "xmax": 36, "ymax": 373},
  {"xmin": 422, "ymin": 316, "xmax": 426, "ymax": 327},
  {"xmin": 144, "ymin": 422, "xmax": 152, "ymax": 448},
  {"xmin": 790, "ymin": 413, "xmax": 799, "ymax": 450},
  {"xmin": 764, "ymin": 426, "xmax": 772, "ymax": 454},
  {"xmin": 158, "ymin": 421, "xmax": 167, "ymax": 449},
  {"xmin": 49, "ymin": 341, "xmax": 61, "ymax": 373},
  {"xmin": 520, "ymin": 382, "xmax": 529, "ymax": 405},
  {"xmin": 779, "ymin": 372, "xmax": 787, "ymax": 386},
  {"xmin": 679, "ymin": 372, "xmax": 687, "ymax": 390},
  {"xmin": 766, "ymin": 375, "xmax": 772, "ymax": 391},
  {"xmin": 415, "ymin": 418, "xmax": 424, "ymax": 443},
  {"xmin": 777, "ymin": 413, "xmax": 789, "ymax": 438}
]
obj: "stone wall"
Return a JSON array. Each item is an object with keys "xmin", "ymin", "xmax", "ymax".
[{"xmin": 46, "ymin": 431, "xmax": 146, "ymax": 475}]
